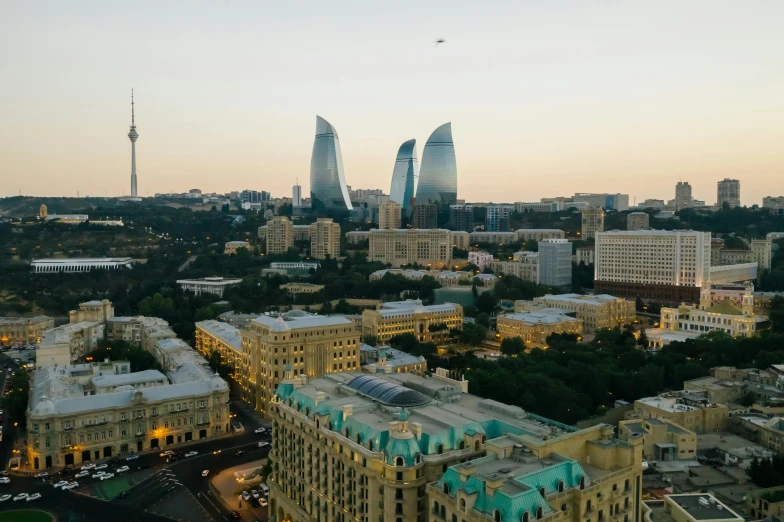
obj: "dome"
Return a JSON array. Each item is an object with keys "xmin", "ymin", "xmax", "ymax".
[
  {"xmin": 398, "ymin": 408, "xmax": 408, "ymax": 421},
  {"xmin": 270, "ymin": 316, "xmax": 291, "ymax": 333},
  {"xmin": 347, "ymin": 375, "xmax": 430, "ymax": 407},
  {"xmin": 33, "ymin": 399, "xmax": 55, "ymax": 415},
  {"xmin": 284, "ymin": 310, "xmax": 309, "ymax": 318},
  {"xmin": 384, "ymin": 437, "xmax": 422, "ymax": 466}
]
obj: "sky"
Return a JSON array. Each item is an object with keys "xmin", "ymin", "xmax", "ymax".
[{"xmin": 1, "ymin": 1, "xmax": 783, "ymax": 206}]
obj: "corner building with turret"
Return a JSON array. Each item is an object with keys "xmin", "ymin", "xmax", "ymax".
[{"xmin": 268, "ymin": 369, "xmax": 643, "ymax": 522}]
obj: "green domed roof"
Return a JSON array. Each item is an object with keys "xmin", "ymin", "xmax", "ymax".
[{"xmin": 384, "ymin": 437, "xmax": 421, "ymax": 466}]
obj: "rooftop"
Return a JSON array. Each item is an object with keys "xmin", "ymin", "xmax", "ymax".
[
  {"xmin": 92, "ymin": 369, "xmax": 167, "ymax": 388},
  {"xmin": 252, "ymin": 310, "xmax": 353, "ymax": 331},
  {"xmin": 535, "ymin": 293, "xmax": 624, "ymax": 306},
  {"xmin": 500, "ymin": 310, "xmax": 579, "ymax": 326},
  {"xmin": 40, "ymin": 321, "xmax": 102, "ymax": 346},
  {"xmin": 667, "ymin": 494, "xmax": 742, "ymax": 521},
  {"xmin": 196, "ymin": 320, "xmax": 241, "ymax": 352},
  {"xmin": 0, "ymin": 315, "xmax": 51, "ymax": 325},
  {"xmin": 176, "ymin": 277, "xmax": 242, "ymax": 285}
]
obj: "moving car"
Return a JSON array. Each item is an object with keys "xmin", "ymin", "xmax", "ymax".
[
  {"xmin": 201, "ymin": 470, "xmax": 209, "ymax": 477},
  {"xmin": 34, "ymin": 471, "xmax": 49, "ymax": 478},
  {"xmin": 0, "ymin": 477, "xmax": 10, "ymax": 484},
  {"xmin": 229, "ymin": 511, "xmax": 241, "ymax": 519},
  {"xmin": 116, "ymin": 466, "xmax": 129, "ymax": 473},
  {"xmin": 26, "ymin": 493, "xmax": 42, "ymax": 501},
  {"xmin": 0, "ymin": 494, "xmax": 10, "ymax": 502},
  {"xmin": 257, "ymin": 441, "xmax": 269, "ymax": 448},
  {"xmin": 95, "ymin": 464, "xmax": 108, "ymax": 470},
  {"xmin": 234, "ymin": 450, "xmax": 245, "ymax": 457},
  {"xmin": 160, "ymin": 450, "xmax": 173, "ymax": 457},
  {"xmin": 185, "ymin": 451, "xmax": 198, "ymax": 457},
  {"xmin": 100, "ymin": 473, "xmax": 115, "ymax": 481},
  {"xmin": 13, "ymin": 493, "xmax": 28, "ymax": 501},
  {"xmin": 254, "ymin": 427, "xmax": 266, "ymax": 434},
  {"xmin": 126, "ymin": 454, "xmax": 139, "ymax": 461},
  {"xmin": 53, "ymin": 480, "xmax": 69, "ymax": 488},
  {"xmin": 241, "ymin": 491, "xmax": 250, "ymax": 501},
  {"xmin": 75, "ymin": 471, "xmax": 89, "ymax": 479}
]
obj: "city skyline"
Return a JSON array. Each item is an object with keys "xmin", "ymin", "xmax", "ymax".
[{"xmin": 1, "ymin": 1, "xmax": 783, "ymax": 204}]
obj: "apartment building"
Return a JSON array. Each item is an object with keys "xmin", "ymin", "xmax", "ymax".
[
  {"xmin": 746, "ymin": 486, "xmax": 784, "ymax": 521},
  {"xmin": 717, "ymin": 179, "xmax": 741, "ymax": 209},
  {"xmin": 626, "ymin": 391, "xmax": 729, "ymax": 434},
  {"xmin": 732, "ymin": 415, "xmax": 784, "ymax": 455},
  {"xmin": 581, "ymin": 207, "xmax": 605, "ymax": 239},
  {"xmin": 489, "ymin": 252, "xmax": 539, "ymax": 283},
  {"xmin": 265, "ymin": 216, "xmax": 294, "ymax": 254},
  {"xmin": 268, "ymin": 369, "xmax": 643, "ymax": 522},
  {"xmin": 515, "ymin": 229, "xmax": 566, "ymax": 242},
  {"xmin": 368, "ymin": 228, "xmax": 455, "ymax": 268},
  {"xmin": 379, "ymin": 201, "xmax": 402, "ymax": 230},
  {"xmin": 574, "ymin": 245, "xmax": 595, "ymax": 266},
  {"xmin": 594, "ymin": 230, "xmax": 711, "ymax": 303},
  {"xmin": 762, "ymin": 196, "xmax": 784, "ymax": 217},
  {"xmin": 26, "ymin": 352, "xmax": 229, "ymax": 470},
  {"xmin": 412, "ymin": 203, "xmax": 438, "ymax": 229},
  {"xmin": 468, "ymin": 251, "xmax": 494, "ymax": 271},
  {"xmin": 627, "ymin": 212, "xmax": 650, "ymax": 231},
  {"xmin": 514, "ymin": 201, "xmax": 561, "ymax": 212},
  {"xmin": 515, "ymin": 294, "xmax": 636, "ymax": 333},
  {"xmin": 69, "ymin": 300, "xmax": 115, "ymax": 324},
  {"xmin": 0, "ymin": 315, "xmax": 53, "ymax": 346},
  {"xmin": 675, "ymin": 182, "xmax": 693, "ymax": 211},
  {"xmin": 618, "ymin": 418, "xmax": 696, "ymax": 461},
  {"xmin": 711, "ymin": 239, "xmax": 772, "ymax": 271},
  {"xmin": 37, "ymin": 321, "xmax": 105, "ymax": 368},
  {"xmin": 573, "ymin": 192, "xmax": 630, "ymax": 211},
  {"xmin": 538, "ymin": 239, "xmax": 572, "ymax": 287},
  {"xmin": 362, "ymin": 300, "xmax": 463, "ymax": 344},
  {"xmin": 469, "ymin": 231, "xmax": 519, "ymax": 245},
  {"xmin": 486, "ymin": 205, "xmax": 512, "ymax": 232},
  {"xmin": 241, "ymin": 311, "xmax": 360, "ymax": 415},
  {"xmin": 449, "ymin": 204, "xmax": 474, "ymax": 232},
  {"xmin": 310, "ymin": 218, "xmax": 341, "ymax": 260},
  {"xmin": 496, "ymin": 310, "xmax": 582, "ymax": 347}
]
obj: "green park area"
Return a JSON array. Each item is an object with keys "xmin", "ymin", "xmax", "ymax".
[{"xmin": 0, "ymin": 510, "xmax": 54, "ymax": 522}]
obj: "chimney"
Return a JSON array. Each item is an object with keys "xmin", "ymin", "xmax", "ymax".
[{"xmin": 343, "ymin": 404, "xmax": 353, "ymax": 420}]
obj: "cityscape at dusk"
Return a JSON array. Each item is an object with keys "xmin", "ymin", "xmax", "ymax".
[{"xmin": 1, "ymin": 2, "xmax": 784, "ymax": 522}]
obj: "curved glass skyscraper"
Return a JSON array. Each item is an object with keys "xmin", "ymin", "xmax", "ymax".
[
  {"xmin": 310, "ymin": 116, "xmax": 352, "ymax": 211},
  {"xmin": 389, "ymin": 139, "xmax": 418, "ymax": 211},
  {"xmin": 414, "ymin": 122, "xmax": 457, "ymax": 207}
]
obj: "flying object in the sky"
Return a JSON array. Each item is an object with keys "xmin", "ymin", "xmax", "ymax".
[{"xmin": 435, "ymin": 38, "xmax": 445, "ymax": 46}]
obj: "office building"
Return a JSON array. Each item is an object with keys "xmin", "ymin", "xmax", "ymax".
[
  {"xmin": 574, "ymin": 245, "xmax": 595, "ymax": 265},
  {"xmin": 594, "ymin": 230, "xmax": 711, "ymax": 303},
  {"xmin": 240, "ymin": 310, "xmax": 360, "ymax": 414},
  {"xmin": 268, "ymin": 261, "xmax": 319, "ymax": 274},
  {"xmin": 240, "ymin": 190, "xmax": 270, "ymax": 204},
  {"xmin": 449, "ymin": 204, "xmax": 474, "ymax": 232},
  {"xmin": 368, "ymin": 228, "xmax": 455, "ymax": 268},
  {"xmin": 292, "ymin": 183, "xmax": 302, "ymax": 207},
  {"xmin": 389, "ymin": 138, "xmax": 418, "ymax": 211},
  {"xmin": 70, "ymin": 300, "xmax": 115, "ymax": 324},
  {"xmin": 27, "ymin": 351, "xmax": 229, "ymax": 470},
  {"xmin": 581, "ymin": 207, "xmax": 605, "ymax": 239},
  {"xmin": 515, "ymin": 229, "xmax": 565, "ymax": 242},
  {"xmin": 626, "ymin": 390, "xmax": 729, "ymax": 434},
  {"xmin": 717, "ymin": 178, "xmax": 740, "ymax": 209},
  {"xmin": 309, "ymin": 218, "xmax": 341, "ymax": 260},
  {"xmin": 268, "ymin": 369, "xmax": 643, "ymax": 522},
  {"xmin": 514, "ymin": 201, "xmax": 561, "ymax": 212},
  {"xmin": 468, "ymin": 251, "xmax": 493, "ymax": 271},
  {"xmin": 643, "ymin": 494, "xmax": 743, "ymax": 522},
  {"xmin": 310, "ymin": 116, "xmax": 352, "ymax": 211},
  {"xmin": 415, "ymin": 122, "xmax": 457, "ymax": 208},
  {"xmin": 675, "ymin": 182, "xmax": 693, "ymax": 211},
  {"xmin": 516, "ymin": 294, "xmax": 636, "ymax": 333},
  {"xmin": 618, "ymin": 418, "xmax": 696, "ymax": 462},
  {"xmin": 128, "ymin": 90, "xmax": 139, "ymax": 198},
  {"xmin": 224, "ymin": 241, "xmax": 250, "ymax": 254},
  {"xmin": 0, "ymin": 316, "xmax": 54, "ymax": 346},
  {"xmin": 711, "ymin": 239, "xmax": 772, "ymax": 271},
  {"xmin": 496, "ymin": 310, "xmax": 582, "ymax": 346},
  {"xmin": 359, "ymin": 344, "xmax": 426, "ymax": 375},
  {"xmin": 266, "ymin": 216, "xmax": 294, "ymax": 254},
  {"xmin": 412, "ymin": 202, "xmax": 438, "ymax": 229},
  {"xmin": 36, "ymin": 322, "xmax": 105, "ymax": 367},
  {"xmin": 573, "ymin": 192, "xmax": 629, "ymax": 211},
  {"xmin": 485, "ymin": 205, "xmax": 511, "ymax": 232},
  {"xmin": 762, "ymin": 196, "xmax": 784, "ymax": 216},
  {"xmin": 746, "ymin": 486, "xmax": 784, "ymax": 521},
  {"xmin": 362, "ymin": 299, "xmax": 462, "ymax": 344},
  {"xmin": 175, "ymin": 277, "xmax": 242, "ymax": 298},
  {"xmin": 489, "ymin": 253, "xmax": 539, "ymax": 283},
  {"xmin": 538, "ymin": 238, "xmax": 572, "ymax": 287},
  {"xmin": 469, "ymin": 231, "xmax": 518, "ymax": 245},
  {"xmin": 627, "ymin": 212, "xmax": 650, "ymax": 231},
  {"xmin": 378, "ymin": 201, "xmax": 402, "ymax": 230},
  {"xmin": 31, "ymin": 258, "xmax": 133, "ymax": 273}
]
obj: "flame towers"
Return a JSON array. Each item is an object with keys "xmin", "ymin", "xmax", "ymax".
[
  {"xmin": 389, "ymin": 139, "xmax": 418, "ymax": 211},
  {"xmin": 414, "ymin": 123, "xmax": 457, "ymax": 207},
  {"xmin": 310, "ymin": 116, "xmax": 352, "ymax": 212},
  {"xmin": 128, "ymin": 90, "xmax": 139, "ymax": 198}
]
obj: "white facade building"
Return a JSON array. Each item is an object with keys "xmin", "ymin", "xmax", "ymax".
[
  {"xmin": 468, "ymin": 251, "xmax": 493, "ymax": 271},
  {"xmin": 32, "ymin": 258, "xmax": 133, "ymax": 273},
  {"xmin": 176, "ymin": 277, "xmax": 242, "ymax": 297}
]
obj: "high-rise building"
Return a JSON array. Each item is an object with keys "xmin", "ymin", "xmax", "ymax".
[
  {"xmin": 717, "ymin": 178, "xmax": 741, "ymax": 208},
  {"xmin": 266, "ymin": 216, "xmax": 294, "ymax": 254},
  {"xmin": 485, "ymin": 205, "xmax": 511, "ymax": 232},
  {"xmin": 573, "ymin": 193, "xmax": 629, "ymax": 211},
  {"xmin": 594, "ymin": 230, "xmax": 711, "ymax": 303},
  {"xmin": 309, "ymin": 218, "xmax": 341, "ymax": 260},
  {"xmin": 415, "ymin": 123, "xmax": 457, "ymax": 207},
  {"xmin": 412, "ymin": 202, "xmax": 438, "ymax": 229},
  {"xmin": 675, "ymin": 181, "xmax": 692, "ymax": 211},
  {"xmin": 128, "ymin": 90, "xmax": 139, "ymax": 197},
  {"xmin": 762, "ymin": 196, "xmax": 784, "ymax": 216},
  {"xmin": 267, "ymin": 370, "xmax": 643, "ymax": 522},
  {"xmin": 626, "ymin": 212, "xmax": 650, "ymax": 231},
  {"xmin": 378, "ymin": 201, "xmax": 402, "ymax": 230},
  {"xmin": 448, "ymin": 204, "xmax": 473, "ymax": 232},
  {"xmin": 538, "ymin": 238, "xmax": 572, "ymax": 287},
  {"xmin": 389, "ymin": 139, "xmax": 418, "ymax": 211},
  {"xmin": 310, "ymin": 116, "xmax": 352, "ymax": 211},
  {"xmin": 292, "ymin": 182, "xmax": 302, "ymax": 207},
  {"xmin": 368, "ymin": 228, "xmax": 456, "ymax": 268},
  {"xmin": 581, "ymin": 206, "xmax": 605, "ymax": 239},
  {"xmin": 241, "ymin": 190, "xmax": 268, "ymax": 204}
]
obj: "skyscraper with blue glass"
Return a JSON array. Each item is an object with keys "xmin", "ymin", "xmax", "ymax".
[
  {"xmin": 310, "ymin": 116, "xmax": 352, "ymax": 212},
  {"xmin": 389, "ymin": 139, "xmax": 418, "ymax": 211},
  {"xmin": 414, "ymin": 122, "xmax": 457, "ymax": 207}
]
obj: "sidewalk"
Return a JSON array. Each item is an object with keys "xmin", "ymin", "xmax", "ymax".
[{"xmin": 210, "ymin": 458, "xmax": 269, "ymax": 521}]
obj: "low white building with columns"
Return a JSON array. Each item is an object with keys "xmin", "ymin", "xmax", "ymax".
[{"xmin": 32, "ymin": 258, "xmax": 133, "ymax": 273}]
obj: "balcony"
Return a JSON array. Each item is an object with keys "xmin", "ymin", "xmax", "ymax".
[
  {"xmin": 63, "ymin": 426, "xmax": 73, "ymax": 431},
  {"xmin": 197, "ymin": 420, "xmax": 210, "ymax": 426}
]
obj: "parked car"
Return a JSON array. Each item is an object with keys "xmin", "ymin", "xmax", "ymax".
[
  {"xmin": 13, "ymin": 493, "xmax": 28, "ymax": 501},
  {"xmin": 0, "ymin": 477, "xmax": 10, "ymax": 484},
  {"xmin": 0, "ymin": 494, "xmax": 11, "ymax": 502},
  {"xmin": 201, "ymin": 470, "xmax": 209, "ymax": 477},
  {"xmin": 53, "ymin": 480, "xmax": 69, "ymax": 488},
  {"xmin": 185, "ymin": 451, "xmax": 198, "ymax": 457},
  {"xmin": 95, "ymin": 464, "xmax": 108, "ymax": 470},
  {"xmin": 75, "ymin": 471, "xmax": 89, "ymax": 479},
  {"xmin": 126, "ymin": 454, "xmax": 139, "ymax": 461},
  {"xmin": 229, "ymin": 511, "xmax": 241, "ymax": 519},
  {"xmin": 251, "ymin": 490, "xmax": 260, "ymax": 499},
  {"xmin": 159, "ymin": 450, "xmax": 173, "ymax": 457},
  {"xmin": 100, "ymin": 473, "xmax": 115, "ymax": 481},
  {"xmin": 116, "ymin": 466, "xmax": 129, "ymax": 474},
  {"xmin": 260, "ymin": 497, "xmax": 268, "ymax": 508},
  {"xmin": 34, "ymin": 472, "xmax": 49, "ymax": 478},
  {"xmin": 254, "ymin": 427, "xmax": 266, "ymax": 434},
  {"xmin": 26, "ymin": 493, "xmax": 42, "ymax": 501},
  {"xmin": 62, "ymin": 481, "xmax": 79, "ymax": 490},
  {"xmin": 81, "ymin": 463, "xmax": 95, "ymax": 470},
  {"xmin": 92, "ymin": 471, "xmax": 106, "ymax": 479},
  {"xmin": 241, "ymin": 491, "xmax": 250, "ymax": 501}
]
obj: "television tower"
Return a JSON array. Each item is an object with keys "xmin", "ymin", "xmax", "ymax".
[{"xmin": 128, "ymin": 89, "xmax": 139, "ymax": 197}]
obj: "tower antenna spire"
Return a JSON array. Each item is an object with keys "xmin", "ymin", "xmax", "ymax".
[{"xmin": 131, "ymin": 88, "xmax": 135, "ymax": 126}]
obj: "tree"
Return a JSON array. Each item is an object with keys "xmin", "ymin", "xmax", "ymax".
[
  {"xmin": 637, "ymin": 329, "xmax": 649, "ymax": 348},
  {"xmin": 460, "ymin": 323, "xmax": 487, "ymax": 346},
  {"xmin": 1, "ymin": 369, "xmax": 30, "ymax": 429},
  {"xmin": 500, "ymin": 337, "xmax": 525, "ymax": 356},
  {"xmin": 362, "ymin": 334, "xmax": 378, "ymax": 347},
  {"xmin": 476, "ymin": 292, "xmax": 498, "ymax": 314},
  {"xmin": 475, "ymin": 313, "xmax": 490, "ymax": 328}
]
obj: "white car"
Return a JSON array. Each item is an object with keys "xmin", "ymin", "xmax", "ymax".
[
  {"xmin": 185, "ymin": 451, "xmax": 198, "ymax": 457},
  {"xmin": 34, "ymin": 471, "xmax": 49, "ymax": 478},
  {"xmin": 62, "ymin": 481, "xmax": 79, "ymax": 490},
  {"xmin": 257, "ymin": 441, "xmax": 269, "ymax": 448},
  {"xmin": 116, "ymin": 466, "xmax": 129, "ymax": 474},
  {"xmin": 53, "ymin": 480, "xmax": 69, "ymax": 488},
  {"xmin": 0, "ymin": 477, "xmax": 9, "ymax": 484},
  {"xmin": 75, "ymin": 471, "xmax": 89, "ymax": 479},
  {"xmin": 126, "ymin": 454, "xmax": 139, "ymax": 461},
  {"xmin": 251, "ymin": 490, "xmax": 260, "ymax": 499},
  {"xmin": 81, "ymin": 463, "xmax": 96, "ymax": 470},
  {"xmin": 0, "ymin": 494, "xmax": 10, "ymax": 502},
  {"xmin": 26, "ymin": 493, "xmax": 42, "ymax": 502},
  {"xmin": 13, "ymin": 493, "xmax": 28, "ymax": 501},
  {"xmin": 260, "ymin": 497, "xmax": 268, "ymax": 507},
  {"xmin": 92, "ymin": 471, "xmax": 106, "ymax": 479},
  {"xmin": 254, "ymin": 427, "xmax": 266, "ymax": 434},
  {"xmin": 160, "ymin": 450, "xmax": 173, "ymax": 457},
  {"xmin": 201, "ymin": 470, "xmax": 209, "ymax": 477},
  {"xmin": 100, "ymin": 473, "xmax": 115, "ymax": 481},
  {"xmin": 241, "ymin": 491, "xmax": 250, "ymax": 501},
  {"xmin": 95, "ymin": 464, "xmax": 108, "ymax": 470}
]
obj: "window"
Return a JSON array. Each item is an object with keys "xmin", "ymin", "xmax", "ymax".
[
  {"xmin": 443, "ymin": 483, "xmax": 450, "ymax": 494},
  {"xmin": 558, "ymin": 480, "xmax": 565, "ymax": 493},
  {"xmin": 523, "ymin": 512, "xmax": 530, "ymax": 522},
  {"xmin": 536, "ymin": 507, "xmax": 543, "ymax": 520},
  {"xmin": 493, "ymin": 509, "xmax": 502, "ymax": 522}
]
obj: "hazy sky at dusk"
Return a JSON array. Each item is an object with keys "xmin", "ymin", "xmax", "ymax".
[{"xmin": 1, "ymin": 1, "xmax": 783, "ymax": 205}]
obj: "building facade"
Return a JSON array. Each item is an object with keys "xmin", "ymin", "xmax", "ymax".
[
  {"xmin": 412, "ymin": 203, "xmax": 438, "ymax": 229},
  {"xmin": 627, "ymin": 391, "xmax": 729, "ymax": 434},
  {"xmin": 31, "ymin": 258, "xmax": 133, "ymax": 273},
  {"xmin": 762, "ymin": 196, "xmax": 784, "ymax": 216},
  {"xmin": 224, "ymin": 241, "xmax": 250, "ymax": 254},
  {"xmin": 486, "ymin": 205, "xmax": 512, "ymax": 232},
  {"xmin": 266, "ymin": 216, "xmax": 294, "ymax": 254},
  {"xmin": 389, "ymin": 139, "xmax": 418, "ymax": 211},
  {"xmin": 489, "ymin": 254, "xmax": 539, "ymax": 283},
  {"xmin": 37, "ymin": 321, "xmax": 105, "ymax": 367},
  {"xmin": 627, "ymin": 212, "xmax": 650, "ymax": 231},
  {"xmin": 449, "ymin": 204, "xmax": 474, "ymax": 232},
  {"xmin": 515, "ymin": 229, "xmax": 566, "ymax": 242},
  {"xmin": 415, "ymin": 122, "xmax": 457, "ymax": 207},
  {"xmin": 573, "ymin": 192, "xmax": 630, "ymax": 211},
  {"xmin": 176, "ymin": 277, "xmax": 242, "ymax": 298},
  {"xmin": 538, "ymin": 239, "xmax": 572, "ymax": 287},
  {"xmin": 717, "ymin": 178, "xmax": 740, "ymax": 209},
  {"xmin": 581, "ymin": 207, "xmax": 605, "ymax": 239},
  {"xmin": 379, "ymin": 201, "xmax": 403, "ymax": 230},
  {"xmin": 618, "ymin": 418, "xmax": 696, "ymax": 461},
  {"xmin": 573, "ymin": 245, "xmax": 595, "ymax": 266},
  {"xmin": 496, "ymin": 310, "xmax": 582, "ymax": 346},
  {"xmin": 0, "ymin": 316, "xmax": 54, "ymax": 346},
  {"xmin": 469, "ymin": 231, "xmax": 518, "ymax": 245},
  {"xmin": 362, "ymin": 300, "xmax": 463, "ymax": 344},
  {"xmin": 516, "ymin": 294, "xmax": 636, "ymax": 333},
  {"xmin": 310, "ymin": 218, "xmax": 341, "ymax": 260},
  {"xmin": 674, "ymin": 182, "xmax": 693, "ymax": 211},
  {"xmin": 368, "ymin": 229, "xmax": 455, "ymax": 268},
  {"xmin": 594, "ymin": 230, "xmax": 711, "ymax": 303},
  {"xmin": 468, "ymin": 251, "xmax": 494, "ymax": 271},
  {"xmin": 310, "ymin": 116, "xmax": 353, "ymax": 211}
]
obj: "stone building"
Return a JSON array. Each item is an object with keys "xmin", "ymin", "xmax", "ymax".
[{"xmin": 361, "ymin": 300, "xmax": 463, "ymax": 344}]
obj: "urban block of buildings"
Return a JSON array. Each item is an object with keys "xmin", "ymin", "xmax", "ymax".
[
  {"xmin": 496, "ymin": 309, "xmax": 582, "ymax": 347},
  {"xmin": 618, "ymin": 418, "xmax": 696, "ymax": 462},
  {"xmin": 368, "ymin": 229, "xmax": 458, "ymax": 268},
  {"xmin": 361, "ymin": 300, "xmax": 463, "ymax": 345},
  {"xmin": 259, "ymin": 216, "xmax": 341, "ymax": 259},
  {"xmin": 626, "ymin": 391, "xmax": 729, "ymax": 434},
  {"xmin": 514, "ymin": 294, "xmax": 636, "ymax": 333},
  {"xmin": 0, "ymin": 315, "xmax": 54, "ymax": 346}
]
